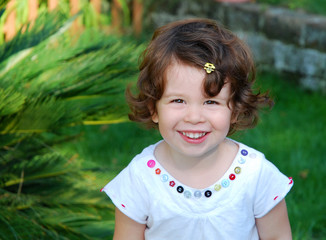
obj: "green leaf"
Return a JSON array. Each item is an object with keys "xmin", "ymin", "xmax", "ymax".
[{"xmin": 0, "ymin": 87, "xmax": 26, "ymax": 116}]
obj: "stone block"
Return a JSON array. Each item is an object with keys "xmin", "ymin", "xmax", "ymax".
[
  {"xmin": 242, "ymin": 32, "xmax": 275, "ymax": 67},
  {"xmin": 149, "ymin": 0, "xmax": 326, "ymax": 92},
  {"xmin": 263, "ymin": 8, "xmax": 306, "ymax": 46},
  {"xmin": 222, "ymin": 3, "xmax": 262, "ymax": 32},
  {"xmin": 305, "ymin": 17, "xmax": 326, "ymax": 52},
  {"xmin": 300, "ymin": 76, "xmax": 326, "ymax": 93}
]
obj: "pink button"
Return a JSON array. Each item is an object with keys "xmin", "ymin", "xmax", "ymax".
[{"xmin": 147, "ymin": 160, "xmax": 156, "ymax": 168}]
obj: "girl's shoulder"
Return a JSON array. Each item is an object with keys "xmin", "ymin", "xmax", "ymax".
[
  {"xmin": 228, "ymin": 138, "xmax": 266, "ymax": 165},
  {"xmin": 128, "ymin": 140, "xmax": 163, "ymax": 169},
  {"xmin": 228, "ymin": 139, "xmax": 282, "ymax": 181}
]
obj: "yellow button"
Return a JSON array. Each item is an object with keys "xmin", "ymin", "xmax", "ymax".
[
  {"xmin": 234, "ymin": 167, "xmax": 241, "ymax": 174},
  {"xmin": 214, "ymin": 184, "xmax": 222, "ymax": 191}
]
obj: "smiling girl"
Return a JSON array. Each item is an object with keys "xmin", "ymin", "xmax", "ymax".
[{"xmin": 102, "ymin": 18, "xmax": 293, "ymax": 240}]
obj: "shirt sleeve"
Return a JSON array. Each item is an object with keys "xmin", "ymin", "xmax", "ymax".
[
  {"xmin": 101, "ymin": 160, "xmax": 149, "ymax": 224},
  {"xmin": 253, "ymin": 156, "xmax": 293, "ymax": 218}
]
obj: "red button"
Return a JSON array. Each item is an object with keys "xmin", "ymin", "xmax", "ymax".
[
  {"xmin": 155, "ymin": 168, "xmax": 161, "ymax": 175},
  {"xmin": 229, "ymin": 173, "xmax": 236, "ymax": 180},
  {"xmin": 169, "ymin": 181, "xmax": 175, "ymax": 187}
]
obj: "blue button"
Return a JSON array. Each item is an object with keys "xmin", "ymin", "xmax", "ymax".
[
  {"xmin": 241, "ymin": 149, "xmax": 248, "ymax": 156},
  {"xmin": 238, "ymin": 157, "xmax": 246, "ymax": 164},
  {"xmin": 184, "ymin": 190, "xmax": 192, "ymax": 199},
  {"xmin": 161, "ymin": 174, "xmax": 168, "ymax": 182},
  {"xmin": 194, "ymin": 191, "xmax": 202, "ymax": 198},
  {"xmin": 221, "ymin": 179, "xmax": 230, "ymax": 188}
]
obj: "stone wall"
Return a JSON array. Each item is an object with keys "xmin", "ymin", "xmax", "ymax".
[{"xmin": 149, "ymin": 0, "xmax": 326, "ymax": 92}]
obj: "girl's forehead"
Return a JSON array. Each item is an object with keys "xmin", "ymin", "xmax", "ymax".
[
  {"xmin": 163, "ymin": 61, "xmax": 231, "ymax": 99},
  {"xmin": 165, "ymin": 61, "xmax": 204, "ymax": 84},
  {"xmin": 165, "ymin": 59, "xmax": 202, "ymax": 77}
]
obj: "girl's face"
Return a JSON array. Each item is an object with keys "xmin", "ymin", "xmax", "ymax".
[{"xmin": 152, "ymin": 61, "xmax": 233, "ymax": 160}]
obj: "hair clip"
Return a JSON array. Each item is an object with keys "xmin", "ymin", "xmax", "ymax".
[{"xmin": 204, "ymin": 63, "xmax": 215, "ymax": 74}]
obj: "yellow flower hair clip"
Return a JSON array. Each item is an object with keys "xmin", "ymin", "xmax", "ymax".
[{"xmin": 204, "ymin": 63, "xmax": 215, "ymax": 74}]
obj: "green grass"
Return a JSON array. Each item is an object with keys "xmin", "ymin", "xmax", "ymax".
[
  {"xmin": 258, "ymin": 0, "xmax": 326, "ymax": 16},
  {"xmin": 64, "ymin": 71, "xmax": 326, "ymax": 239},
  {"xmin": 234, "ymin": 72, "xmax": 326, "ymax": 239}
]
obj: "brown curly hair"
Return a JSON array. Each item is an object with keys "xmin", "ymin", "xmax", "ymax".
[{"xmin": 126, "ymin": 18, "xmax": 273, "ymax": 135}]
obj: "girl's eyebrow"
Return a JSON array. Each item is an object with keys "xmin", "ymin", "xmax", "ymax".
[
  {"xmin": 162, "ymin": 94, "xmax": 185, "ymax": 99},
  {"xmin": 162, "ymin": 90, "xmax": 185, "ymax": 97}
]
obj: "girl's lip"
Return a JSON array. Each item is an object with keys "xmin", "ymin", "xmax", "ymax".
[{"xmin": 178, "ymin": 131, "xmax": 209, "ymax": 144}]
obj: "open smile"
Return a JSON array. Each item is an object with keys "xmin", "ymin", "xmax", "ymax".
[
  {"xmin": 178, "ymin": 131, "xmax": 210, "ymax": 144},
  {"xmin": 181, "ymin": 131, "xmax": 207, "ymax": 139}
]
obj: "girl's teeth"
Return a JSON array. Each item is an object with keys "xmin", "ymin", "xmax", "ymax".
[{"xmin": 182, "ymin": 132, "xmax": 206, "ymax": 139}]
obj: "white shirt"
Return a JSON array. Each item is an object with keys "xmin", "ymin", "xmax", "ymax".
[{"xmin": 102, "ymin": 140, "xmax": 293, "ymax": 240}]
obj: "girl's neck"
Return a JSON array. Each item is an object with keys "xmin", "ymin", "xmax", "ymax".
[{"xmin": 155, "ymin": 139, "xmax": 239, "ymax": 189}]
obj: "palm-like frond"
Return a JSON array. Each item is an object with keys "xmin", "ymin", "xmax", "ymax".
[
  {"xmin": 0, "ymin": 10, "xmax": 71, "ymax": 64},
  {"xmin": 0, "ymin": 0, "xmax": 9, "ymax": 10},
  {"xmin": 0, "ymin": 7, "xmax": 142, "ymax": 239}
]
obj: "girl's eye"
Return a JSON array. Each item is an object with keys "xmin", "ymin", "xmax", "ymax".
[
  {"xmin": 204, "ymin": 100, "xmax": 219, "ymax": 105},
  {"xmin": 172, "ymin": 99, "xmax": 184, "ymax": 103}
]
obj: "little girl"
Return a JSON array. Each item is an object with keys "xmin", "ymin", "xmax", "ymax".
[{"xmin": 102, "ymin": 18, "xmax": 293, "ymax": 240}]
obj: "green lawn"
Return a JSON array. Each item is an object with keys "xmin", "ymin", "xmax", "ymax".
[
  {"xmin": 258, "ymin": 0, "xmax": 326, "ymax": 16},
  {"xmin": 65, "ymin": 71, "xmax": 326, "ymax": 239}
]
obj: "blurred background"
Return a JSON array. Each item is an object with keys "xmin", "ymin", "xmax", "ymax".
[{"xmin": 0, "ymin": 0, "xmax": 325, "ymax": 239}]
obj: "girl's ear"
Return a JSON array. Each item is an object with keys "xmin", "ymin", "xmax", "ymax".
[
  {"xmin": 149, "ymin": 103, "xmax": 158, "ymax": 123},
  {"xmin": 152, "ymin": 113, "xmax": 158, "ymax": 123},
  {"xmin": 231, "ymin": 111, "xmax": 238, "ymax": 124}
]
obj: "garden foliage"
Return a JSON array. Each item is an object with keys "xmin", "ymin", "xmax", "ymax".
[{"xmin": 0, "ymin": 9, "xmax": 142, "ymax": 239}]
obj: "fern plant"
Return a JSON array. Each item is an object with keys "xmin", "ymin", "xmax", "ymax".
[{"xmin": 0, "ymin": 7, "xmax": 142, "ymax": 240}]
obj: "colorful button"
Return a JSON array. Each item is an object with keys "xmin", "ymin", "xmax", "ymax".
[
  {"xmin": 194, "ymin": 191, "xmax": 202, "ymax": 198},
  {"xmin": 169, "ymin": 181, "xmax": 176, "ymax": 187},
  {"xmin": 214, "ymin": 184, "xmax": 222, "ymax": 191},
  {"xmin": 204, "ymin": 190, "xmax": 212, "ymax": 198},
  {"xmin": 234, "ymin": 167, "xmax": 241, "ymax": 174},
  {"xmin": 147, "ymin": 160, "xmax": 156, "ymax": 168},
  {"xmin": 241, "ymin": 149, "xmax": 248, "ymax": 156},
  {"xmin": 177, "ymin": 186, "xmax": 184, "ymax": 193},
  {"xmin": 238, "ymin": 157, "xmax": 246, "ymax": 164},
  {"xmin": 249, "ymin": 153, "xmax": 256, "ymax": 159},
  {"xmin": 229, "ymin": 173, "xmax": 236, "ymax": 180},
  {"xmin": 155, "ymin": 168, "xmax": 161, "ymax": 175},
  {"xmin": 221, "ymin": 179, "xmax": 230, "ymax": 188},
  {"xmin": 289, "ymin": 177, "xmax": 293, "ymax": 184},
  {"xmin": 184, "ymin": 190, "xmax": 192, "ymax": 199},
  {"xmin": 161, "ymin": 174, "xmax": 168, "ymax": 182}
]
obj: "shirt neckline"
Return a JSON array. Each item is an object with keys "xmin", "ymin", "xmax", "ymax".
[{"xmin": 145, "ymin": 139, "xmax": 249, "ymax": 199}]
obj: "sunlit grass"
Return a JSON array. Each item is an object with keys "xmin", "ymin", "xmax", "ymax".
[
  {"xmin": 234, "ymin": 72, "xmax": 326, "ymax": 239},
  {"xmin": 65, "ymin": 71, "xmax": 326, "ymax": 239},
  {"xmin": 258, "ymin": 0, "xmax": 326, "ymax": 16}
]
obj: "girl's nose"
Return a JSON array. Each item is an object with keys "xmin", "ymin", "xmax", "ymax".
[{"xmin": 184, "ymin": 105, "xmax": 205, "ymax": 124}]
